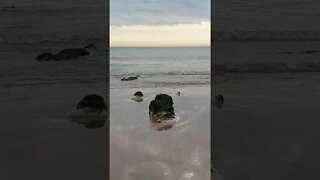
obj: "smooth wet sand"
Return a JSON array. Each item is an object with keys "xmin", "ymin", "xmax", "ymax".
[
  {"xmin": 0, "ymin": 83, "xmax": 108, "ymax": 180},
  {"xmin": 213, "ymin": 73, "xmax": 320, "ymax": 180},
  {"xmin": 0, "ymin": 42, "xmax": 109, "ymax": 179},
  {"xmin": 110, "ymin": 85, "xmax": 210, "ymax": 180}
]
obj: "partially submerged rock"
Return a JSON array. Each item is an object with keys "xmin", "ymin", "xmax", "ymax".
[
  {"xmin": 131, "ymin": 91, "xmax": 143, "ymax": 102},
  {"xmin": 149, "ymin": 94, "xmax": 176, "ymax": 121},
  {"xmin": 214, "ymin": 94, "xmax": 224, "ymax": 109},
  {"xmin": 53, "ymin": 48, "xmax": 90, "ymax": 60},
  {"xmin": 121, "ymin": 75, "xmax": 140, "ymax": 81},
  {"xmin": 66, "ymin": 94, "xmax": 108, "ymax": 128},
  {"xmin": 36, "ymin": 48, "xmax": 90, "ymax": 61}
]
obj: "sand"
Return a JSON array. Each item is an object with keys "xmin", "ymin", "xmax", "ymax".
[
  {"xmin": 0, "ymin": 43, "xmax": 109, "ymax": 180},
  {"xmin": 213, "ymin": 42, "xmax": 320, "ymax": 180},
  {"xmin": 110, "ymin": 85, "xmax": 211, "ymax": 180}
]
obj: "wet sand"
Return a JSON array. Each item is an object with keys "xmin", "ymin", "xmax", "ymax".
[
  {"xmin": 213, "ymin": 73, "xmax": 320, "ymax": 180},
  {"xmin": 0, "ymin": 42, "xmax": 108, "ymax": 179},
  {"xmin": 110, "ymin": 85, "xmax": 210, "ymax": 180}
]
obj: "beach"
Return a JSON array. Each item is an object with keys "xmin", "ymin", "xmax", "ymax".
[
  {"xmin": 0, "ymin": 0, "xmax": 109, "ymax": 178},
  {"xmin": 213, "ymin": 41, "xmax": 320, "ymax": 179},
  {"xmin": 110, "ymin": 47, "xmax": 211, "ymax": 180},
  {"xmin": 0, "ymin": 42, "xmax": 109, "ymax": 179}
]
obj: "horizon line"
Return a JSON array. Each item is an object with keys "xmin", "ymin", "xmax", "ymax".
[{"xmin": 110, "ymin": 45, "xmax": 210, "ymax": 48}]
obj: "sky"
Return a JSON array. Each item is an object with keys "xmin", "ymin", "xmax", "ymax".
[{"xmin": 110, "ymin": 0, "xmax": 210, "ymax": 47}]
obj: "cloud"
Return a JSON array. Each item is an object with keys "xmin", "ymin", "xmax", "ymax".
[
  {"xmin": 110, "ymin": 21, "xmax": 210, "ymax": 47},
  {"xmin": 110, "ymin": 0, "xmax": 210, "ymax": 26}
]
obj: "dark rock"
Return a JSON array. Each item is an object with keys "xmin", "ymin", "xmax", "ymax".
[
  {"xmin": 134, "ymin": 91, "xmax": 143, "ymax": 97},
  {"xmin": 149, "ymin": 94, "xmax": 175, "ymax": 119},
  {"xmin": 131, "ymin": 91, "xmax": 143, "ymax": 102},
  {"xmin": 214, "ymin": 94, "xmax": 224, "ymax": 109},
  {"xmin": 36, "ymin": 48, "xmax": 90, "ymax": 61},
  {"xmin": 53, "ymin": 48, "xmax": 90, "ymax": 60},
  {"xmin": 77, "ymin": 94, "xmax": 107, "ymax": 111},
  {"xmin": 303, "ymin": 50, "xmax": 317, "ymax": 54},
  {"xmin": 35, "ymin": 52, "xmax": 54, "ymax": 61},
  {"xmin": 284, "ymin": 50, "xmax": 319, "ymax": 55},
  {"xmin": 121, "ymin": 75, "xmax": 140, "ymax": 81}
]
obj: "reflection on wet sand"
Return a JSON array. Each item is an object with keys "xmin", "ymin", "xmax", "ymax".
[
  {"xmin": 149, "ymin": 114, "xmax": 179, "ymax": 131},
  {"xmin": 110, "ymin": 87, "xmax": 210, "ymax": 180}
]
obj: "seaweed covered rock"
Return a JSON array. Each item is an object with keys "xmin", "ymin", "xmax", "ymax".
[
  {"xmin": 53, "ymin": 48, "xmax": 90, "ymax": 60},
  {"xmin": 35, "ymin": 52, "xmax": 54, "ymax": 61},
  {"xmin": 36, "ymin": 48, "xmax": 90, "ymax": 61},
  {"xmin": 149, "ymin": 94, "xmax": 175, "ymax": 120},
  {"xmin": 121, "ymin": 75, "xmax": 140, "ymax": 81}
]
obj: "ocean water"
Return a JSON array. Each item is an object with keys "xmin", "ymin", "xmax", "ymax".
[
  {"xmin": 212, "ymin": 0, "xmax": 320, "ymax": 41},
  {"xmin": 0, "ymin": 0, "xmax": 108, "ymax": 44},
  {"xmin": 110, "ymin": 47, "xmax": 210, "ymax": 89}
]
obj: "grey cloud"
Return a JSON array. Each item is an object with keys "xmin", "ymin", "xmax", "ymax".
[{"xmin": 110, "ymin": 0, "xmax": 210, "ymax": 26}]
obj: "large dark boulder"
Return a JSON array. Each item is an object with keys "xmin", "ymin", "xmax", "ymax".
[
  {"xmin": 36, "ymin": 48, "xmax": 90, "ymax": 61},
  {"xmin": 149, "ymin": 94, "xmax": 175, "ymax": 119},
  {"xmin": 67, "ymin": 94, "xmax": 107, "ymax": 128}
]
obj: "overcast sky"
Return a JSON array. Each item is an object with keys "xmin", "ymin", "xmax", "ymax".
[{"xmin": 110, "ymin": 0, "xmax": 210, "ymax": 47}]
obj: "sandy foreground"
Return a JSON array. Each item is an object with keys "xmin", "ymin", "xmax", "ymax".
[
  {"xmin": 0, "ymin": 82, "xmax": 109, "ymax": 180},
  {"xmin": 110, "ymin": 85, "xmax": 211, "ymax": 180},
  {"xmin": 0, "ymin": 43, "xmax": 109, "ymax": 179},
  {"xmin": 213, "ymin": 72, "xmax": 320, "ymax": 180}
]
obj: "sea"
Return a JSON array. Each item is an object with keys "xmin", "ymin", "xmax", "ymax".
[{"xmin": 110, "ymin": 47, "xmax": 210, "ymax": 89}]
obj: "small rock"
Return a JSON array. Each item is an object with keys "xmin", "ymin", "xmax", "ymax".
[
  {"xmin": 214, "ymin": 94, "xmax": 224, "ymax": 109},
  {"xmin": 36, "ymin": 48, "xmax": 90, "ymax": 61},
  {"xmin": 53, "ymin": 48, "xmax": 90, "ymax": 60},
  {"xmin": 131, "ymin": 91, "xmax": 143, "ymax": 102},
  {"xmin": 121, "ymin": 75, "xmax": 140, "ymax": 81},
  {"xmin": 303, "ymin": 50, "xmax": 317, "ymax": 54},
  {"xmin": 35, "ymin": 52, "xmax": 54, "ymax": 61}
]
